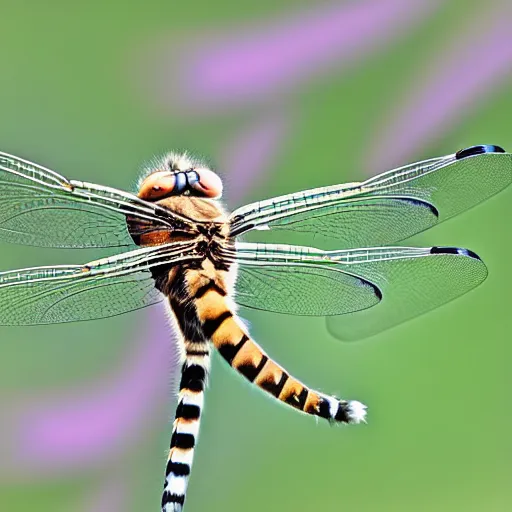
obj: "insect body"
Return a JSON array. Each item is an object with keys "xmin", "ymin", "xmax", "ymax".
[
  {"xmin": 0, "ymin": 145, "xmax": 510, "ymax": 511},
  {"xmin": 133, "ymin": 154, "xmax": 367, "ymax": 511}
]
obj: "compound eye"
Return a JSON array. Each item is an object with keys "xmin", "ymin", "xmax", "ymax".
[
  {"xmin": 189, "ymin": 168, "xmax": 223, "ymax": 198},
  {"xmin": 138, "ymin": 171, "xmax": 176, "ymax": 200}
]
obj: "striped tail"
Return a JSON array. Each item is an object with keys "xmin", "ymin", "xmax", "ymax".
[
  {"xmin": 194, "ymin": 287, "xmax": 367, "ymax": 425},
  {"xmin": 161, "ymin": 340, "xmax": 210, "ymax": 512}
]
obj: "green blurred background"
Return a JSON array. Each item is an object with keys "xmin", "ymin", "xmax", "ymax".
[{"xmin": 0, "ymin": 1, "xmax": 510, "ymax": 511}]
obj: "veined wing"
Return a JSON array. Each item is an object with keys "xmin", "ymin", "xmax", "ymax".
[
  {"xmin": 0, "ymin": 151, "xmax": 197, "ymax": 248},
  {"xmin": 225, "ymin": 242, "xmax": 487, "ymax": 340},
  {"xmin": 229, "ymin": 145, "xmax": 512, "ymax": 248},
  {"xmin": 0, "ymin": 241, "xmax": 199, "ymax": 325}
]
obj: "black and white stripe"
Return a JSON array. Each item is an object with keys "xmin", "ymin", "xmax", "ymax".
[{"xmin": 162, "ymin": 345, "xmax": 210, "ymax": 512}]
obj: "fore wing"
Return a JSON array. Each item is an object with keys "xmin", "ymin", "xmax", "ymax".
[
  {"xmin": 225, "ymin": 242, "xmax": 487, "ymax": 340},
  {"xmin": 0, "ymin": 151, "xmax": 196, "ymax": 248},
  {"xmin": 0, "ymin": 241, "xmax": 199, "ymax": 325},
  {"xmin": 229, "ymin": 146, "xmax": 512, "ymax": 248}
]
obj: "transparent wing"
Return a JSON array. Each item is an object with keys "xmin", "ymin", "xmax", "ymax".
[
  {"xmin": 0, "ymin": 151, "xmax": 196, "ymax": 248},
  {"xmin": 227, "ymin": 243, "xmax": 381, "ymax": 316},
  {"xmin": 226, "ymin": 242, "xmax": 487, "ymax": 340},
  {"xmin": 323, "ymin": 246, "xmax": 487, "ymax": 340},
  {"xmin": 229, "ymin": 146, "xmax": 512, "ymax": 248},
  {"xmin": 0, "ymin": 241, "xmax": 198, "ymax": 325}
]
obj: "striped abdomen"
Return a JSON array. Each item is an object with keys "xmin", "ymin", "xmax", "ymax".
[
  {"xmin": 161, "ymin": 335, "xmax": 209, "ymax": 512},
  {"xmin": 189, "ymin": 267, "xmax": 367, "ymax": 426},
  {"xmin": 161, "ymin": 261, "xmax": 366, "ymax": 511},
  {"xmin": 158, "ymin": 264, "xmax": 212, "ymax": 512}
]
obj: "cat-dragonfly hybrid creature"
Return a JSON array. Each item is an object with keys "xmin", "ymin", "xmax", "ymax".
[{"xmin": 0, "ymin": 144, "xmax": 510, "ymax": 511}]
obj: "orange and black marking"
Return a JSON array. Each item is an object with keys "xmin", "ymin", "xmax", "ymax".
[
  {"xmin": 159, "ymin": 262, "xmax": 364, "ymax": 512},
  {"xmin": 159, "ymin": 271, "xmax": 211, "ymax": 512},
  {"xmin": 132, "ymin": 154, "xmax": 366, "ymax": 512},
  {"xmin": 191, "ymin": 273, "xmax": 362, "ymax": 424}
]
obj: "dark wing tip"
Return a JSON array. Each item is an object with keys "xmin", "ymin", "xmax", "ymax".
[
  {"xmin": 373, "ymin": 281, "xmax": 383, "ymax": 301},
  {"xmin": 455, "ymin": 145, "xmax": 506, "ymax": 160},
  {"xmin": 430, "ymin": 246, "xmax": 481, "ymax": 261}
]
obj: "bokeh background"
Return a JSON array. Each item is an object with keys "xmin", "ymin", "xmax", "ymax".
[{"xmin": 0, "ymin": 1, "xmax": 511, "ymax": 511}]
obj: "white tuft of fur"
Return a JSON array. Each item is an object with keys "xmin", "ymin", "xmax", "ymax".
[{"xmin": 346, "ymin": 400, "xmax": 368, "ymax": 424}]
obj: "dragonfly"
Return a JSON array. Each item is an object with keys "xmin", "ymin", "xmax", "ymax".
[{"xmin": 0, "ymin": 144, "xmax": 510, "ymax": 511}]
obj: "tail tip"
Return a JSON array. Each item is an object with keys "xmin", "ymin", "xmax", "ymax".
[{"xmin": 346, "ymin": 400, "xmax": 368, "ymax": 424}]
